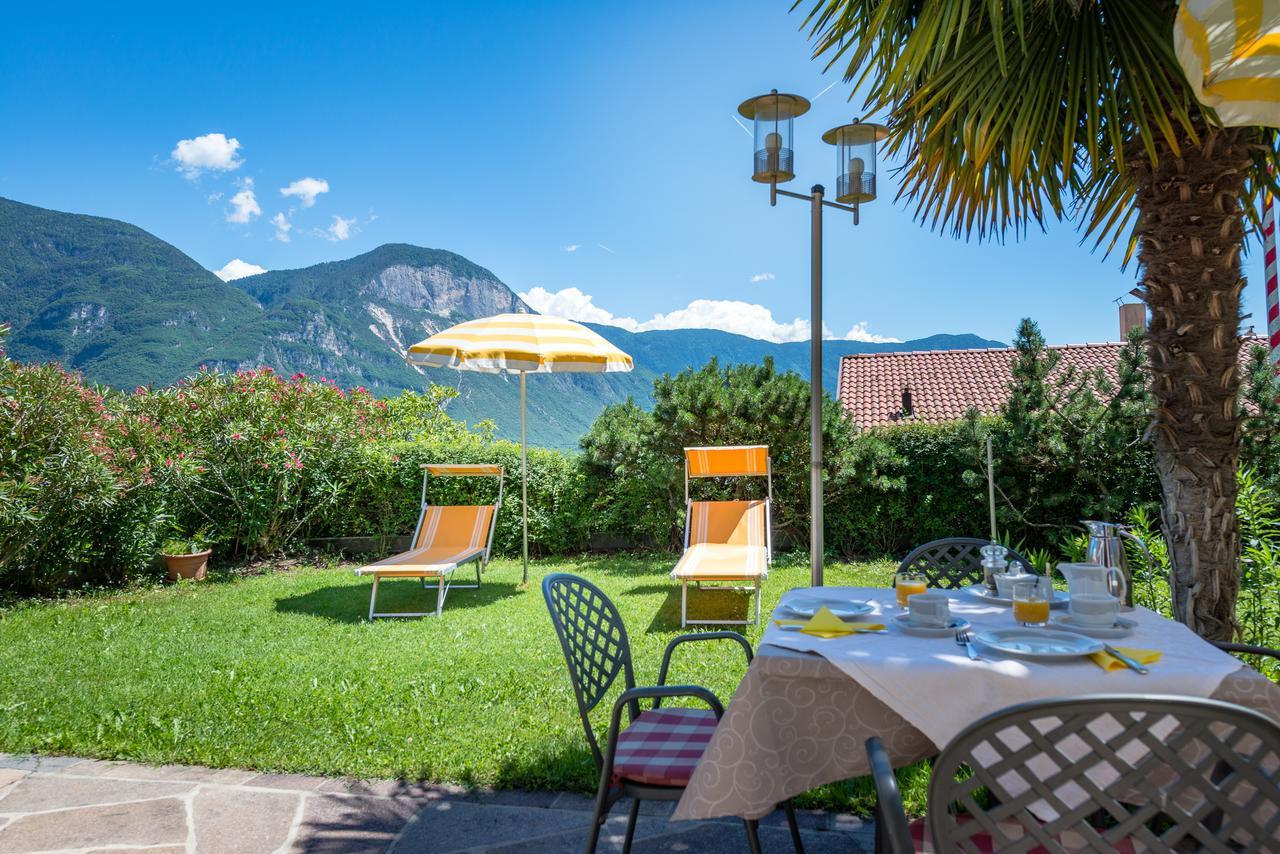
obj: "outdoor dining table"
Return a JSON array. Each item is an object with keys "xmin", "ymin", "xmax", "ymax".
[{"xmin": 672, "ymin": 585, "xmax": 1280, "ymax": 822}]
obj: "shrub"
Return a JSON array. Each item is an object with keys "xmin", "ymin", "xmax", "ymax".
[{"xmin": 0, "ymin": 326, "xmax": 167, "ymax": 591}]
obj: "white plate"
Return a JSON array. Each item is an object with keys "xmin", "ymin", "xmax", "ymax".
[
  {"xmin": 891, "ymin": 614, "xmax": 971, "ymax": 637},
  {"xmin": 962, "ymin": 584, "xmax": 1070, "ymax": 609},
  {"xmin": 780, "ymin": 595, "xmax": 874, "ymax": 620},
  {"xmin": 974, "ymin": 628, "xmax": 1103, "ymax": 659},
  {"xmin": 1052, "ymin": 615, "xmax": 1138, "ymax": 639}
]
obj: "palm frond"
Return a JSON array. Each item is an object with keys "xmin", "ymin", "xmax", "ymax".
[{"xmin": 798, "ymin": 0, "xmax": 1280, "ymax": 250}]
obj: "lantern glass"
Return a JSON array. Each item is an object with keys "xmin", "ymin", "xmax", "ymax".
[
  {"xmin": 738, "ymin": 91, "xmax": 810, "ymax": 184},
  {"xmin": 823, "ymin": 122, "xmax": 888, "ymax": 205}
]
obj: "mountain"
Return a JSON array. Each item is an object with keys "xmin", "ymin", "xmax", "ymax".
[
  {"xmin": 0, "ymin": 197, "xmax": 262, "ymax": 386},
  {"xmin": 0, "ymin": 196, "xmax": 1005, "ymax": 447}
]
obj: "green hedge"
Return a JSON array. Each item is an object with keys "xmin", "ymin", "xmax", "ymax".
[{"xmin": 0, "ymin": 326, "xmax": 1265, "ymax": 594}]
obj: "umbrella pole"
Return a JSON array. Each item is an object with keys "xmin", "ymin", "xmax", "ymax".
[{"xmin": 521, "ymin": 370, "xmax": 528, "ymax": 586}]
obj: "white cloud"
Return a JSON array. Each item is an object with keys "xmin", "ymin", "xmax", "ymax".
[
  {"xmin": 562, "ymin": 244, "xmax": 580, "ymax": 253},
  {"xmin": 640, "ymin": 299, "xmax": 811, "ymax": 342},
  {"xmin": 172, "ymin": 132, "xmax": 243, "ymax": 179},
  {"xmin": 280, "ymin": 177, "xmax": 330, "ymax": 208},
  {"xmin": 206, "ymin": 192, "xmax": 223, "ymax": 204},
  {"xmin": 597, "ymin": 243, "xmax": 616, "ymax": 254},
  {"xmin": 271, "ymin": 212, "xmax": 293, "ymax": 242},
  {"xmin": 519, "ymin": 287, "xmax": 640, "ymax": 330},
  {"xmin": 518, "ymin": 286, "xmax": 901, "ymax": 344},
  {"xmin": 225, "ymin": 179, "xmax": 261, "ymax": 223},
  {"xmin": 750, "ymin": 272, "xmax": 776, "ymax": 283},
  {"xmin": 326, "ymin": 215, "xmax": 356, "ymax": 241},
  {"xmin": 842, "ymin": 322, "xmax": 902, "ymax": 343},
  {"xmin": 213, "ymin": 259, "xmax": 267, "ymax": 282}
]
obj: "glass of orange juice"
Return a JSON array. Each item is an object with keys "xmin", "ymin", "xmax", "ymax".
[
  {"xmin": 895, "ymin": 571, "xmax": 927, "ymax": 608},
  {"xmin": 1012, "ymin": 578, "xmax": 1051, "ymax": 627}
]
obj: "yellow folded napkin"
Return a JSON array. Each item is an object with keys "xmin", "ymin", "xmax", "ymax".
[
  {"xmin": 1088, "ymin": 646, "xmax": 1162, "ymax": 672},
  {"xmin": 773, "ymin": 605, "xmax": 886, "ymax": 638}
]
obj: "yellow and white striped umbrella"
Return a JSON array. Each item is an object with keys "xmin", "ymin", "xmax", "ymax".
[
  {"xmin": 405, "ymin": 312, "xmax": 633, "ymax": 585},
  {"xmin": 1175, "ymin": 0, "xmax": 1280, "ymax": 127},
  {"xmin": 406, "ymin": 312, "xmax": 633, "ymax": 374}
]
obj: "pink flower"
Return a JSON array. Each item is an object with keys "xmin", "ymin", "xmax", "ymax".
[{"xmin": 231, "ymin": 432, "xmax": 244, "ymax": 440}]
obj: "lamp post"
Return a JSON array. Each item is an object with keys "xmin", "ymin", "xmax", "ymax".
[{"xmin": 738, "ymin": 89, "xmax": 888, "ymax": 587}]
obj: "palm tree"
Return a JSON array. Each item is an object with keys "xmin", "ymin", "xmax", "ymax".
[{"xmin": 800, "ymin": 0, "xmax": 1277, "ymax": 639}]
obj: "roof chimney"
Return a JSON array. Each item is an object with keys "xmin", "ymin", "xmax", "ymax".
[
  {"xmin": 901, "ymin": 386, "xmax": 913, "ymax": 417},
  {"xmin": 1119, "ymin": 303, "xmax": 1147, "ymax": 340}
]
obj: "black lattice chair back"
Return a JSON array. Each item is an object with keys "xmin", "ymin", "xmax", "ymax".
[
  {"xmin": 542, "ymin": 573, "xmax": 637, "ymax": 770},
  {"xmin": 898, "ymin": 537, "xmax": 1035, "ymax": 589},
  {"xmin": 928, "ymin": 695, "xmax": 1280, "ymax": 852}
]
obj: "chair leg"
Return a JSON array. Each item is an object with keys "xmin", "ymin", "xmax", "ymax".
[
  {"xmin": 436, "ymin": 575, "xmax": 446, "ymax": 618},
  {"xmin": 784, "ymin": 800, "xmax": 805, "ymax": 853},
  {"xmin": 681, "ymin": 579, "xmax": 688, "ymax": 628},
  {"xmin": 742, "ymin": 818, "xmax": 763, "ymax": 854},
  {"xmin": 621, "ymin": 798, "xmax": 640, "ymax": 854},
  {"xmin": 585, "ymin": 780, "xmax": 614, "ymax": 854},
  {"xmin": 368, "ymin": 576, "xmax": 379, "ymax": 621},
  {"xmin": 754, "ymin": 577, "xmax": 762, "ymax": 626}
]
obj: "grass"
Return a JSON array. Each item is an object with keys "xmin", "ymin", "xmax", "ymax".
[{"xmin": 0, "ymin": 553, "xmax": 915, "ymax": 813}]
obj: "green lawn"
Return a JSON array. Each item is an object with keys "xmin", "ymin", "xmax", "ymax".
[{"xmin": 0, "ymin": 553, "xmax": 914, "ymax": 812}]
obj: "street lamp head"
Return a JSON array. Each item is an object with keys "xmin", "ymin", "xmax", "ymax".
[
  {"xmin": 738, "ymin": 90, "xmax": 811, "ymax": 184},
  {"xmin": 822, "ymin": 120, "xmax": 889, "ymax": 207}
]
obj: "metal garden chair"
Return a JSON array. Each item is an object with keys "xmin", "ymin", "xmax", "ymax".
[
  {"xmin": 897, "ymin": 537, "xmax": 1035, "ymax": 590},
  {"xmin": 866, "ymin": 694, "xmax": 1280, "ymax": 853},
  {"xmin": 542, "ymin": 573, "xmax": 803, "ymax": 854}
]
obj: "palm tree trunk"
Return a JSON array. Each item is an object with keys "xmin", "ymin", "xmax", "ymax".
[{"xmin": 1132, "ymin": 114, "xmax": 1257, "ymax": 640}]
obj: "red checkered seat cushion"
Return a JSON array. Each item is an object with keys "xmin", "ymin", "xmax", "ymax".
[{"xmin": 612, "ymin": 707, "xmax": 719, "ymax": 787}]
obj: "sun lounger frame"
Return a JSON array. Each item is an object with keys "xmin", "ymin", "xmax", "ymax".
[
  {"xmin": 676, "ymin": 446, "xmax": 772, "ymax": 627},
  {"xmin": 361, "ymin": 464, "xmax": 503, "ymax": 619}
]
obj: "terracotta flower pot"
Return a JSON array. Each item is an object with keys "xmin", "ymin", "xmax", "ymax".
[{"xmin": 164, "ymin": 549, "xmax": 211, "ymax": 582}]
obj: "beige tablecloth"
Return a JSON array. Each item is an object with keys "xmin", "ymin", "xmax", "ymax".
[{"xmin": 673, "ymin": 588, "xmax": 1280, "ymax": 822}]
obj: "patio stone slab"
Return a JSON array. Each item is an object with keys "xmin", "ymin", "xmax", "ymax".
[
  {"xmin": 0, "ymin": 795, "xmax": 188, "ymax": 851},
  {"xmin": 192, "ymin": 786, "xmax": 300, "ymax": 853},
  {"xmin": 0, "ymin": 773, "xmax": 194, "ymax": 813},
  {"xmin": 390, "ymin": 799, "xmax": 593, "ymax": 853},
  {"xmin": 243, "ymin": 771, "xmax": 330, "ymax": 791},
  {"xmin": 0, "ymin": 754, "xmax": 82, "ymax": 773},
  {"xmin": 0, "ymin": 752, "xmax": 876, "ymax": 852},
  {"xmin": 0, "ymin": 770, "xmax": 27, "ymax": 803},
  {"xmin": 289, "ymin": 793, "xmax": 419, "ymax": 853}
]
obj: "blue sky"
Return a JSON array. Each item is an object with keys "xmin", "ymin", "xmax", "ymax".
[{"xmin": 0, "ymin": 0, "xmax": 1270, "ymax": 347}]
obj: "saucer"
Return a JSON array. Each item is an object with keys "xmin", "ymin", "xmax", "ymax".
[
  {"xmin": 1052, "ymin": 614, "xmax": 1138, "ymax": 639},
  {"xmin": 891, "ymin": 614, "xmax": 971, "ymax": 637}
]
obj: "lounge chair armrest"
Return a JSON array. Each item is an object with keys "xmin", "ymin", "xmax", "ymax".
[
  {"xmin": 654, "ymin": 632, "xmax": 753, "ymax": 707},
  {"xmin": 1213, "ymin": 641, "xmax": 1280, "ymax": 662},
  {"xmin": 865, "ymin": 737, "xmax": 913, "ymax": 854}
]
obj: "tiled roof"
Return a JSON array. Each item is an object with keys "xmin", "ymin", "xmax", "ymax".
[{"xmin": 837, "ymin": 339, "xmax": 1267, "ymax": 429}]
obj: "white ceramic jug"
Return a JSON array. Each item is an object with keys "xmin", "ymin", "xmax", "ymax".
[{"xmin": 1057, "ymin": 562, "xmax": 1128, "ymax": 603}]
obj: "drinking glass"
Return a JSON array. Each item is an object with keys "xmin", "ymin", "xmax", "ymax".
[
  {"xmin": 1012, "ymin": 577, "xmax": 1051, "ymax": 627},
  {"xmin": 895, "ymin": 571, "xmax": 927, "ymax": 608}
]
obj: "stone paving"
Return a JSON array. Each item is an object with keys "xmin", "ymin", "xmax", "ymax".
[{"xmin": 0, "ymin": 753, "xmax": 874, "ymax": 852}]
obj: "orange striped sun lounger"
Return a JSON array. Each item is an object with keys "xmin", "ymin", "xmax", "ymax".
[
  {"xmin": 355, "ymin": 464, "xmax": 502, "ymax": 619},
  {"xmin": 671, "ymin": 446, "xmax": 771, "ymax": 627}
]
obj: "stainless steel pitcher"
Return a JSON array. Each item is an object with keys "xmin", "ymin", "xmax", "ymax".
[{"xmin": 1082, "ymin": 520, "xmax": 1153, "ymax": 610}]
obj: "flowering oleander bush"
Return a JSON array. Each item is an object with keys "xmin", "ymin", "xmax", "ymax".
[{"xmin": 0, "ymin": 326, "xmax": 167, "ymax": 591}]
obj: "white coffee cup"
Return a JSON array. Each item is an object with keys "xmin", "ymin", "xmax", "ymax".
[
  {"xmin": 1070, "ymin": 593, "xmax": 1120, "ymax": 628},
  {"xmin": 907, "ymin": 591, "xmax": 950, "ymax": 627},
  {"xmin": 994, "ymin": 572, "xmax": 1035, "ymax": 599}
]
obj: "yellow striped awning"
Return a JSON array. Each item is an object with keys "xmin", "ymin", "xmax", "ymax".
[
  {"xmin": 1175, "ymin": 0, "xmax": 1280, "ymax": 127},
  {"xmin": 685, "ymin": 446, "xmax": 770, "ymax": 478},
  {"xmin": 405, "ymin": 313, "xmax": 634, "ymax": 374},
  {"xmin": 423, "ymin": 464, "xmax": 504, "ymax": 477}
]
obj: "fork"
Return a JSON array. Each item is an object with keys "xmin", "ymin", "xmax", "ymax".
[{"xmin": 955, "ymin": 629, "xmax": 980, "ymax": 661}]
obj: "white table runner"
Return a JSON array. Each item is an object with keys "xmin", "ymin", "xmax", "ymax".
[{"xmin": 763, "ymin": 586, "xmax": 1244, "ymax": 751}]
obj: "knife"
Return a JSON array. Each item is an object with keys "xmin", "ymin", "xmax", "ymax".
[{"xmin": 1102, "ymin": 644, "xmax": 1149, "ymax": 674}]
